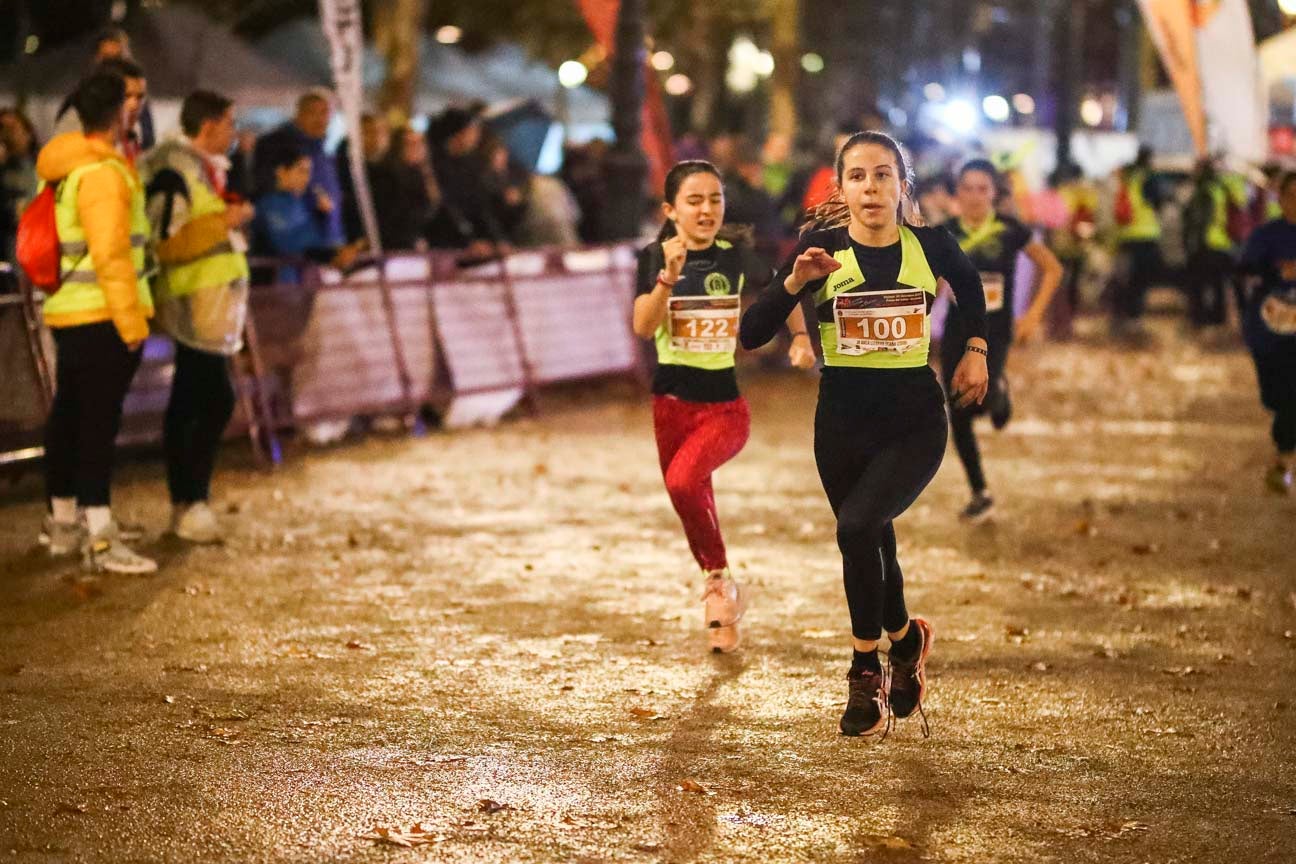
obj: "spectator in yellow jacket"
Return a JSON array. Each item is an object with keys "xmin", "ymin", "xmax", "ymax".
[{"xmin": 36, "ymin": 70, "xmax": 156, "ymax": 574}]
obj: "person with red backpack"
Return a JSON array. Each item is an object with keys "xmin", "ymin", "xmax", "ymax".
[
  {"xmin": 29, "ymin": 70, "xmax": 156, "ymax": 574},
  {"xmin": 1182, "ymin": 156, "xmax": 1247, "ymax": 331}
]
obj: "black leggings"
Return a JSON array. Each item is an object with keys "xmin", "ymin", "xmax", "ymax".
[
  {"xmin": 1252, "ymin": 345, "xmax": 1296, "ymax": 453},
  {"xmin": 45, "ymin": 321, "xmax": 143, "ymax": 508},
  {"xmin": 164, "ymin": 343, "xmax": 236, "ymax": 505},
  {"xmin": 942, "ymin": 315, "xmax": 1011, "ymax": 494},
  {"xmin": 814, "ymin": 368, "xmax": 948, "ymax": 641},
  {"xmin": 1186, "ymin": 249, "xmax": 1233, "ymax": 327},
  {"xmin": 1111, "ymin": 241, "xmax": 1161, "ymax": 321}
]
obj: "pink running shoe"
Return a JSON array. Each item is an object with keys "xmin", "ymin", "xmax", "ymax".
[{"xmin": 702, "ymin": 570, "xmax": 748, "ymax": 654}]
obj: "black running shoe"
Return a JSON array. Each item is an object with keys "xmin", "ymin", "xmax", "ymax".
[
  {"xmin": 839, "ymin": 669, "xmax": 889, "ymax": 738},
  {"xmin": 888, "ymin": 618, "xmax": 933, "ymax": 729},
  {"xmin": 958, "ymin": 493, "xmax": 995, "ymax": 524},
  {"xmin": 990, "ymin": 377, "xmax": 1013, "ymax": 430}
]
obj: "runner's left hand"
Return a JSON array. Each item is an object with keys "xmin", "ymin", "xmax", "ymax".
[{"xmin": 950, "ymin": 349, "xmax": 989, "ymax": 408}]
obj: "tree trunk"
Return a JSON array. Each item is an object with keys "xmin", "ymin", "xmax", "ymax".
[
  {"xmin": 767, "ymin": 0, "xmax": 799, "ymax": 138},
  {"xmin": 373, "ymin": 0, "xmax": 428, "ymax": 124},
  {"xmin": 1055, "ymin": 0, "xmax": 1085, "ymax": 169},
  {"xmin": 604, "ymin": 0, "xmax": 648, "ymax": 240}
]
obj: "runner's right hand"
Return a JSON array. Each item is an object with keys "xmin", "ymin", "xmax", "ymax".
[
  {"xmin": 789, "ymin": 247, "xmax": 841, "ymax": 287},
  {"xmin": 660, "ymin": 235, "xmax": 686, "ymax": 282}
]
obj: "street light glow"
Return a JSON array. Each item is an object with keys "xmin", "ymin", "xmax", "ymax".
[
  {"xmin": 982, "ymin": 94, "xmax": 1010, "ymax": 123},
  {"xmin": 923, "ymin": 82, "xmax": 946, "ymax": 102},
  {"xmin": 801, "ymin": 52, "xmax": 825, "ymax": 74},
  {"xmin": 727, "ymin": 36, "xmax": 762, "ymax": 93},
  {"xmin": 558, "ymin": 60, "xmax": 588, "ymax": 89},
  {"xmin": 754, "ymin": 51, "xmax": 775, "ymax": 77},
  {"xmin": 651, "ymin": 51, "xmax": 675, "ymax": 71},
  {"xmin": 1280, "ymin": 0, "xmax": 1296, "ymax": 14},
  {"xmin": 943, "ymin": 98, "xmax": 979, "ymax": 134},
  {"xmin": 1012, "ymin": 93, "xmax": 1036, "ymax": 115},
  {"xmin": 665, "ymin": 74, "xmax": 693, "ymax": 96},
  {"xmin": 435, "ymin": 25, "xmax": 462, "ymax": 44},
  {"xmin": 1080, "ymin": 97, "xmax": 1104, "ymax": 126}
]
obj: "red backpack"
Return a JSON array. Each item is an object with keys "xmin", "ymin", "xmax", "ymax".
[
  {"xmin": 1114, "ymin": 183, "xmax": 1133, "ymax": 227},
  {"xmin": 15, "ymin": 184, "xmax": 63, "ymax": 291}
]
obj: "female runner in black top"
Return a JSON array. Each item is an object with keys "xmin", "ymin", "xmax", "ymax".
[
  {"xmin": 741, "ymin": 131, "xmax": 989, "ymax": 738},
  {"xmin": 942, "ymin": 159, "xmax": 1062, "ymax": 522}
]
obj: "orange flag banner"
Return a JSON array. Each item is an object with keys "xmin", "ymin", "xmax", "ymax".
[{"xmin": 1136, "ymin": 0, "xmax": 1208, "ymax": 156}]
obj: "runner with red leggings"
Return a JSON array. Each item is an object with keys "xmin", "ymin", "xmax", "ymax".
[{"xmin": 633, "ymin": 160, "xmax": 815, "ymax": 653}]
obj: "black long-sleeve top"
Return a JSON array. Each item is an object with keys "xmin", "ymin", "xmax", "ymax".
[{"xmin": 741, "ymin": 224, "xmax": 987, "ymax": 353}]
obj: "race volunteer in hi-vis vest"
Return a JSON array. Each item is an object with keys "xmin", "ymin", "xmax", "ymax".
[
  {"xmin": 633, "ymin": 160, "xmax": 815, "ymax": 656},
  {"xmin": 742, "ymin": 132, "xmax": 989, "ymax": 740},
  {"xmin": 35, "ymin": 71, "xmax": 157, "ymax": 575},
  {"xmin": 1112, "ymin": 147, "xmax": 1163, "ymax": 329},
  {"xmin": 1237, "ymin": 171, "xmax": 1296, "ymax": 496},
  {"xmin": 941, "ymin": 159, "xmax": 1062, "ymax": 524},
  {"xmin": 1184, "ymin": 161, "xmax": 1245, "ymax": 329},
  {"xmin": 142, "ymin": 90, "xmax": 254, "ymax": 544}
]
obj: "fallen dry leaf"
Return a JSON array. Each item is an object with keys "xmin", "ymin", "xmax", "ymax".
[
  {"xmin": 477, "ymin": 799, "xmax": 510, "ymax": 813},
  {"xmin": 677, "ymin": 779, "xmax": 714, "ymax": 795},
  {"xmin": 163, "ymin": 695, "xmax": 175, "ymax": 704},
  {"xmin": 629, "ymin": 707, "xmax": 669, "ymax": 720},
  {"xmin": 358, "ymin": 824, "xmax": 444, "ymax": 847},
  {"xmin": 345, "ymin": 640, "xmax": 372, "ymax": 651}
]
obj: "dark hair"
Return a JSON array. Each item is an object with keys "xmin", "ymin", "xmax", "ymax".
[
  {"xmin": 804, "ymin": 130, "xmax": 922, "ymax": 232},
  {"xmin": 180, "ymin": 90, "xmax": 233, "ymax": 138},
  {"xmin": 96, "ymin": 57, "xmax": 145, "ymax": 81},
  {"xmin": 268, "ymin": 144, "xmax": 311, "ymax": 173},
  {"xmin": 296, "ymin": 89, "xmax": 331, "ymax": 113},
  {"xmin": 656, "ymin": 160, "xmax": 720, "ymax": 242},
  {"xmin": 958, "ymin": 158, "xmax": 999, "ymax": 185},
  {"xmin": 957, "ymin": 158, "xmax": 1003, "ymax": 203},
  {"xmin": 0, "ymin": 108, "xmax": 40, "ymax": 156},
  {"xmin": 71, "ymin": 72, "xmax": 126, "ymax": 133},
  {"xmin": 653, "ymin": 160, "xmax": 751, "ymax": 245},
  {"xmin": 1280, "ymin": 171, "xmax": 1296, "ymax": 198}
]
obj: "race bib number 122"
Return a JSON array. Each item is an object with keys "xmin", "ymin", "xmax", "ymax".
[
  {"xmin": 833, "ymin": 288, "xmax": 926, "ymax": 355},
  {"xmin": 668, "ymin": 295, "xmax": 740, "ymax": 353}
]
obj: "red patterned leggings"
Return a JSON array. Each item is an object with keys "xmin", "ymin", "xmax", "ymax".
[{"xmin": 652, "ymin": 395, "xmax": 751, "ymax": 572}]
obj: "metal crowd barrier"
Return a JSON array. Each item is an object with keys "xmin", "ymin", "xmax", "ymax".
[{"xmin": 0, "ymin": 244, "xmax": 643, "ymax": 470}]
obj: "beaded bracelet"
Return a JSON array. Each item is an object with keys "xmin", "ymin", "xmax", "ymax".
[{"xmin": 965, "ymin": 344, "xmax": 989, "ymax": 357}]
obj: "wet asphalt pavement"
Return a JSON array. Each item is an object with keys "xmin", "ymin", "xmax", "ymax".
[{"xmin": 1, "ymin": 316, "xmax": 1294, "ymax": 863}]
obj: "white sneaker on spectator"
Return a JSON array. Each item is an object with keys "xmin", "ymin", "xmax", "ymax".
[
  {"xmin": 39, "ymin": 515, "xmax": 85, "ymax": 557},
  {"xmin": 172, "ymin": 502, "xmax": 223, "ymax": 544},
  {"xmin": 83, "ymin": 523, "xmax": 157, "ymax": 575},
  {"xmin": 304, "ymin": 419, "xmax": 350, "ymax": 446}
]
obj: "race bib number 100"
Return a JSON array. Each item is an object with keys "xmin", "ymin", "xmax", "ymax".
[
  {"xmin": 833, "ymin": 288, "xmax": 926, "ymax": 355},
  {"xmin": 668, "ymin": 295, "xmax": 740, "ymax": 353}
]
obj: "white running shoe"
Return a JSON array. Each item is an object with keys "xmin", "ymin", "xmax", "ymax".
[
  {"xmin": 83, "ymin": 523, "xmax": 157, "ymax": 575},
  {"xmin": 172, "ymin": 502, "xmax": 223, "ymax": 544},
  {"xmin": 40, "ymin": 515, "xmax": 85, "ymax": 557}
]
